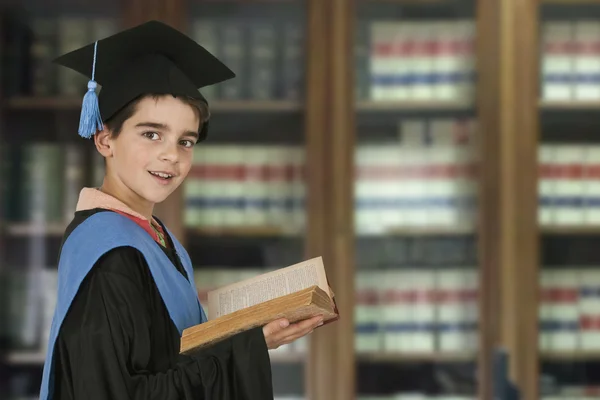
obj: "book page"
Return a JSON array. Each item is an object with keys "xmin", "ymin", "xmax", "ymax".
[{"xmin": 207, "ymin": 256, "xmax": 328, "ymax": 320}]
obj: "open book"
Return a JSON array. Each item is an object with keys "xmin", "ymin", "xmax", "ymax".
[{"xmin": 180, "ymin": 256, "xmax": 339, "ymax": 354}]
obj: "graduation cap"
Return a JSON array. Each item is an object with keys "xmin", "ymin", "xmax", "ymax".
[{"xmin": 53, "ymin": 20, "xmax": 235, "ymax": 141}]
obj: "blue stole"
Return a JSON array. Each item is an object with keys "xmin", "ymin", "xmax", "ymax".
[{"xmin": 39, "ymin": 211, "xmax": 207, "ymax": 400}]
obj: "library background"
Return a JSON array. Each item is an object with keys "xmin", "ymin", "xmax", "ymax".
[{"xmin": 0, "ymin": 0, "xmax": 599, "ymax": 399}]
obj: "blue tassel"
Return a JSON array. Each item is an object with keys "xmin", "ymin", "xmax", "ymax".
[{"xmin": 78, "ymin": 41, "xmax": 103, "ymax": 139}]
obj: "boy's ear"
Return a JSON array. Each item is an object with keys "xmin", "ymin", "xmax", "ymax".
[{"xmin": 94, "ymin": 128, "xmax": 113, "ymax": 158}]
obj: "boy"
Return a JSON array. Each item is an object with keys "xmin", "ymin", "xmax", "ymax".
[{"xmin": 39, "ymin": 20, "xmax": 322, "ymax": 400}]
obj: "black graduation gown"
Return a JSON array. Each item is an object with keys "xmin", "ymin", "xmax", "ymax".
[{"xmin": 50, "ymin": 208, "xmax": 273, "ymax": 400}]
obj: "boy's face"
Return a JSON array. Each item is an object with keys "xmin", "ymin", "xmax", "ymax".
[{"xmin": 99, "ymin": 95, "xmax": 200, "ymax": 206}]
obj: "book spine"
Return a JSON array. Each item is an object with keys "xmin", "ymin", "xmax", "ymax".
[
  {"xmin": 399, "ymin": 119, "xmax": 428, "ymax": 227},
  {"xmin": 192, "ymin": 19, "xmax": 220, "ymax": 101},
  {"xmin": 244, "ymin": 147, "xmax": 270, "ymax": 226},
  {"xmin": 574, "ymin": 21, "xmax": 600, "ymax": 101},
  {"xmin": 382, "ymin": 270, "xmax": 413, "ymax": 352},
  {"xmin": 30, "ymin": 17, "xmax": 57, "ymax": 96},
  {"xmin": 355, "ymin": 20, "xmax": 370, "ymax": 101},
  {"xmin": 539, "ymin": 270, "xmax": 553, "ymax": 351},
  {"xmin": 549, "ymin": 270, "xmax": 579, "ymax": 351},
  {"xmin": 584, "ymin": 146, "xmax": 600, "ymax": 224},
  {"xmin": 411, "ymin": 23, "xmax": 435, "ymax": 101},
  {"xmin": 291, "ymin": 147, "xmax": 306, "ymax": 233},
  {"xmin": 579, "ymin": 269, "xmax": 600, "ymax": 350},
  {"xmin": 266, "ymin": 146, "xmax": 288, "ymax": 227},
  {"xmin": 219, "ymin": 23, "xmax": 245, "ymax": 100},
  {"xmin": 248, "ymin": 22, "xmax": 277, "ymax": 100},
  {"xmin": 185, "ymin": 146, "xmax": 208, "ymax": 227},
  {"xmin": 57, "ymin": 17, "xmax": 89, "ymax": 96},
  {"xmin": 281, "ymin": 22, "xmax": 304, "ymax": 101},
  {"xmin": 541, "ymin": 22, "xmax": 574, "ymax": 101},
  {"xmin": 63, "ymin": 144, "xmax": 84, "ymax": 224},
  {"xmin": 539, "ymin": 144, "xmax": 557, "ymax": 226},
  {"xmin": 370, "ymin": 21, "xmax": 393, "ymax": 101},
  {"xmin": 222, "ymin": 146, "xmax": 246, "ymax": 227},
  {"xmin": 554, "ymin": 145, "xmax": 585, "ymax": 225},
  {"xmin": 355, "ymin": 271, "xmax": 382, "ymax": 352},
  {"xmin": 410, "ymin": 271, "xmax": 436, "ymax": 352}
]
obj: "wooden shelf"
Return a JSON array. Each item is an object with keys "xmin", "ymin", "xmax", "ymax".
[
  {"xmin": 357, "ymin": 351, "xmax": 476, "ymax": 363},
  {"xmin": 5, "ymin": 223, "xmax": 66, "ymax": 236},
  {"xmin": 371, "ymin": 225, "xmax": 476, "ymax": 236},
  {"xmin": 356, "ymin": 100, "xmax": 474, "ymax": 111},
  {"xmin": 6, "ymin": 350, "xmax": 305, "ymax": 366},
  {"xmin": 5, "ymin": 97, "xmax": 302, "ymax": 113},
  {"xmin": 6, "ymin": 351, "xmax": 46, "ymax": 366},
  {"xmin": 188, "ymin": 225, "xmax": 302, "ymax": 237},
  {"xmin": 539, "ymin": 99, "xmax": 600, "ymax": 110},
  {"xmin": 268, "ymin": 352, "xmax": 306, "ymax": 363},
  {"xmin": 540, "ymin": 225, "xmax": 600, "ymax": 235},
  {"xmin": 541, "ymin": 351, "xmax": 600, "ymax": 361}
]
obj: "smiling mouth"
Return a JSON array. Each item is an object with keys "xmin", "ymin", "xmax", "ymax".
[{"xmin": 149, "ymin": 171, "xmax": 175, "ymax": 180}]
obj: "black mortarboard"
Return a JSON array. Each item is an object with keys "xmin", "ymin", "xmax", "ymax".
[{"xmin": 53, "ymin": 20, "xmax": 235, "ymax": 141}]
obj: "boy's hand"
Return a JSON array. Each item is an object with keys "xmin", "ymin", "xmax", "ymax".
[{"xmin": 262, "ymin": 315, "xmax": 324, "ymax": 350}]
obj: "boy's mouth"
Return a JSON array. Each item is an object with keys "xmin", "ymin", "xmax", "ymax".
[{"xmin": 149, "ymin": 171, "xmax": 175, "ymax": 181}]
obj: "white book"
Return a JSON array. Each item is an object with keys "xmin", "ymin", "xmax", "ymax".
[
  {"xmin": 541, "ymin": 22, "xmax": 574, "ymax": 101},
  {"xmin": 411, "ymin": 23, "xmax": 435, "ymax": 100},
  {"xmin": 455, "ymin": 20, "xmax": 476, "ymax": 102},
  {"xmin": 573, "ymin": 21, "xmax": 600, "ymax": 100},
  {"xmin": 399, "ymin": 120, "xmax": 428, "ymax": 226},
  {"xmin": 553, "ymin": 145, "xmax": 585, "ymax": 225},
  {"xmin": 379, "ymin": 145, "xmax": 404, "ymax": 230},
  {"xmin": 381, "ymin": 270, "xmax": 413, "ymax": 352},
  {"xmin": 220, "ymin": 146, "xmax": 245, "ymax": 227},
  {"xmin": 549, "ymin": 270, "xmax": 579, "ymax": 351},
  {"xmin": 63, "ymin": 144, "xmax": 84, "ymax": 224},
  {"xmin": 434, "ymin": 22, "xmax": 461, "ymax": 100},
  {"xmin": 391, "ymin": 23, "xmax": 412, "ymax": 100},
  {"xmin": 539, "ymin": 269, "xmax": 553, "ymax": 351},
  {"xmin": 583, "ymin": 146, "xmax": 600, "ymax": 225},
  {"xmin": 266, "ymin": 146, "xmax": 289, "ymax": 227},
  {"xmin": 204, "ymin": 146, "xmax": 227, "ymax": 227},
  {"xmin": 370, "ymin": 22, "xmax": 396, "ymax": 101},
  {"xmin": 354, "ymin": 146, "xmax": 370, "ymax": 234},
  {"xmin": 355, "ymin": 271, "xmax": 382, "ymax": 352},
  {"xmin": 427, "ymin": 119, "xmax": 460, "ymax": 227},
  {"xmin": 410, "ymin": 271, "xmax": 436, "ymax": 352},
  {"xmin": 289, "ymin": 147, "xmax": 306, "ymax": 234},
  {"xmin": 184, "ymin": 146, "xmax": 209, "ymax": 227},
  {"xmin": 538, "ymin": 145, "xmax": 558, "ymax": 226},
  {"xmin": 243, "ymin": 147, "xmax": 270, "ymax": 226},
  {"xmin": 578, "ymin": 269, "xmax": 600, "ymax": 350}
]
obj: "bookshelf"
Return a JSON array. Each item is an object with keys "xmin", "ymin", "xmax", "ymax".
[{"xmin": 532, "ymin": 1, "xmax": 600, "ymax": 399}]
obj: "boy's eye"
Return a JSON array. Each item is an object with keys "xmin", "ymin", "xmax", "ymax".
[
  {"xmin": 180, "ymin": 140, "xmax": 195, "ymax": 148},
  {"xmin": 143, "ymin": 132, "xmax": 160, "ymax": 140}
]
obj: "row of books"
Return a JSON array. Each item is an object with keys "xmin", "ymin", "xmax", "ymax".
[
  {"xmin": 541, "ymin": 21, "xmax": 600, "ymax": 101},
  {"xmin": 184, "ymin": 145, "xmax": 306, "ymax": 233},
  {"xmin": 190, "ymin": 18, "xmax": 304, "ymax": 101},
  {"xmin": 3, "ymin": 16, "xmax": 119, "ymax": 97},
  {"xmin": 543, "ymin": 386, "xmax": 600, "ymax": 400},
  {"xmin": 355, "ymin": 269, "xmax": 478, "ymax": 353},
  {"xmin": 539, "ymin": 268, "xmax": 600, "ymax": 351},
  {"xmin": 2, "ymin": 15, "xmax": 304, "ymax": 101},
  {"xmin": 538, "ymin": 144, "xmax": 600, "ymax": 226},
  {"xmin": 356, "ymin": 118, "xmax": 478, "ymax": 234},
  {"xmin": 355, "ymin": 20, "xmax": 476, "ymax": 102}
]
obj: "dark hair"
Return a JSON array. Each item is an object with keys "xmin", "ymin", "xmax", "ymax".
[{"xmin": 103, "ymin": 94, "xmax": 210, "ymax": 138}]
